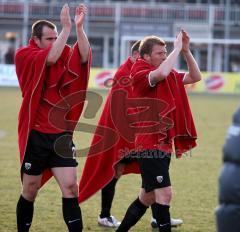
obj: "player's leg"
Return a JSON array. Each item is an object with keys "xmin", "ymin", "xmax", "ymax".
[
  {"xmin": 149, "ymin": 151, "xmax": 182, "ymax": 228},
  {"xmin": 117, "ymin": 150, "xmax": 157, "ymax": 231},
  {"xmin": 52, "ymin": 166, "xmax": 78, "ymax": 197},
  {"xmin": 52, "ymin": 166, "xmax": 82, "ymax": 232},
  {"xmin": 98, "ymin": 161, "xmax": 127, "ymax": 228},
  {"xmin": 17, "ymin": 174, "xmax": 42, "ymax": 232},
  {"xmin": 153, "ymin": 186, "xmax": 172, "ymax": 232},
  {"xmin": 51, "ymin": 133, "xmax": 82, "ymax": 232},
  {"xmin": 17, "ymin": 130, "xmax": 47, "ymax": 232},
  {"xmin": 151, "ymin": 151, "xmax": 172, "ymax": 232},
  {"xmin": 98, "ymin": 177, "xmax": 119, "ymax": 227},
  {"xmin": 116, "ymin": 188, "xmax": 153, "ymax": 232},
  {"xmin": 138, "ymin": 149, "xmax": 173, "ymax": 232},
  {"xmin": 100, "ymin": 178, "xmax": 118, "ymax": 219},
  {"xmin": 150, "ymin": 205, "xmax": 183, "ymax": 228}
]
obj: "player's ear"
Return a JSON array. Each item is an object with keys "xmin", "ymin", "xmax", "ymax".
[
  {"xmin": 33, "ymin": 36, "xmax": 42, "ymax": 48},
  {"xmin": 143, "ymin": 53, "xmax": 150, "ymax": 62},
  {"xmin": 132, "ymin": 51, "xmax": 139, "ymax": 60},
  {"xmin": 33, "ymin": 36, "xmax": 40, "ymax": 43}
]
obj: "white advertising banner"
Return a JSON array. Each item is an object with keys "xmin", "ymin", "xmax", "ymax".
[{"xmin": 0, "ymin": 64, "xmax": 18, "ymax": 87}]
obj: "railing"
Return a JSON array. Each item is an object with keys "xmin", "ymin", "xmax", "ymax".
[
  {"xmin": 214, "ymin": 7, "xmax": 240, "ymax": 23},
  {"xmin": 89, "ymin": 5, "xmax": 115, "ymax": 21},
  {"xmin": 0, "ymin": 3, "xmax": 23, "ymax": 18},
  {"xmin": 120, "ymin": 5, "xmax": 208, "ymax": 23},
  {"xmin": 0, "ymin": 2, "xmax": 239, "ymax": 24}
]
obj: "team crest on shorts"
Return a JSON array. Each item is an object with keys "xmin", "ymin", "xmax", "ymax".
[
  {"xmin": 24, "ymin": 162, "xmax": 32, "ymax": 170},
  {"xmin": 156, "ymin": 175, "xmax": 163, "ymax": 183}
]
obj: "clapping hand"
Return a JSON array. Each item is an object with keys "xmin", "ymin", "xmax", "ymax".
[
  {"xmin": 181, "ymin": 29, "xmax": 190, "ymax": 54},
  {"xmin": 75, "ymin": 4, "xmax": 87, "ymax": 28},
  {"xmin": 60, "ymin": 4, "xmax": 72, "ymax": 30},
  {"xmin": 174, "ymin": 31, "xmax": 183, "ymax": 52}
]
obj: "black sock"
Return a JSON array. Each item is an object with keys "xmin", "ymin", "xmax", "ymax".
[
  {"xmin": 152, "ymin": 203, "xmax": 171, "ymax": 232},
  {"xmin": 116, "ymin": 198, "xmax": 148, "ymax": 232},
  {"xmin": 151, "ymin": 203, "xmax": 159, "ymax": 220},
  {"xmin": 16, "ymin": 195, "xmax": 34, "ymax": 232},
  {"xmin": 100, "ymin": 177, "xmax": 118, "ymax": 218},
  {"xmin": 62, "ymin": 197, "xmax": 83, "ymax": 232}
]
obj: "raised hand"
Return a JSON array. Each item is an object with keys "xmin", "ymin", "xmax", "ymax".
[
  {"xmin": 174, "ymin": 31, "xmax": 183, "ymax": 52},
  {"xmin": 60, "ymin": 4, "xmax": 72, "ymax": 30},
  {"xmin": 181, "ymin": 29, "xmax": 190, "ymax": 54},
  {"xmin": 75, "ymin": 4, "xmax": 89, "ymax": 63},
  {"xmin": 75, "ymin": 4, "xmax": 87, "ymax": 28}
]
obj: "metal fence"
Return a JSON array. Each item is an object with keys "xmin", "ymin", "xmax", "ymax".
[{"xmin": 0, "ymin": 2, "xmax": 239, "ymax": 24}]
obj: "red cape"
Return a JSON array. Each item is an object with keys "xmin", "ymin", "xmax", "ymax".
[
  {"xmin": 15, "ymin": 39, "xmax": 91, "ymax": 186},
  {"xmin": 78, "ymin": 57, "xmax": 140, "ymax": 203},
  {"xmin": 131, "ymin": 59, "xmax": 197, "ymax": 157}
]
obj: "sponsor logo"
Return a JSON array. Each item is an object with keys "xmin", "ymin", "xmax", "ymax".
[
  {"xmin": 94, "ymin": 71, "xmax": 113, "ymax": 87},
  {"xmin": 68, "ymin": 219, "xmax": 80, "ymax": 224},
  {"xmin": 159, "ymin": 223, "xmax": 170, "ymax": 227},
  {"xmin": 204, "ymin": 75, "xmax": 225, "ymax": 91}
]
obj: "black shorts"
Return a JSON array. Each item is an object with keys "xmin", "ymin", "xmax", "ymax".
[
  {"xmin": 120, "ymin": 151, "xmax": 137, "ymax": 164},
  {"xmin": 137, "ymin": 150, "xmax": 171, "ymax": 192},
  {"xmin": 21, "ymin": 130, "xmax": 78, "ymax": 175}
]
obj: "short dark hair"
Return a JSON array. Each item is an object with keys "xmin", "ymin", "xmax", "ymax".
[
  {"xmin": 139, "ymin": 36, "xmax": 165, "ymax": 58},
  {"xmin": 131, "ymin": 40, "xmax": 141, "ymax": 55},
  {"xmin": 31, "ymin": 20, "xmax": 56, "ymax": 39}
]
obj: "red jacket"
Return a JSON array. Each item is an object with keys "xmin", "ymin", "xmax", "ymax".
[
  {"xmin": 131, "ymin": 58, "xmax": 197, "ymax": 157},
  {"xmin": 15, "ymin": 39, "xmax": 91, "ymax": 186}
]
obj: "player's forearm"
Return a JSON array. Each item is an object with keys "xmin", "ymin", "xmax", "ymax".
[
  {"xmin": 183, "ymin": 51, "xmax": 202, "ymax": 83},
  {"xmin": 76, "ymin": 26, "xmax": 90, "ymax": 63},
  {"xmin": 150, "ymin": 48, "xmax": 181, "ymax": 85},
  {"xmin": 47, "ymin": 28, "xmax": 71, "ymax": 65}
]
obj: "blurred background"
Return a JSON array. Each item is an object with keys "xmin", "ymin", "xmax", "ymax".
[
  {"xmin": 0, "ymin": 0, "xmax": 240, "ymax": 90},
  {"xmin": 0, "ymin": 0, "xmax": 240, "ymax": 69},
  {"xmin": 0, "ymin": 2, "xmax": 240, "ymax": 231},
  {"xmin": 0, "ymin": 0, "xmax": 240, "ymax": 93}
]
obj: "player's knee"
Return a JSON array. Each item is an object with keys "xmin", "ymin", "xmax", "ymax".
[
  {"xmin": 163, "ymin": 188, "xmax": 172, "ymax": 203},
  {"xmin": 143, "ymin": 196, "xmax": 155, "ymax": 206},
  {"xmin": 155, "ymin": 186, "xmax": 172, "ymax": 204},
  {"xmin": 62, "ymin": 181, "xmax": 79, "ymax": 197},
  {"xmin": 139, "ymin": 192, "xmax": 155, "ymax": 206},
  {"xmin": 22, "ymin": 181, "xmax": 40, "ymax": 201}
]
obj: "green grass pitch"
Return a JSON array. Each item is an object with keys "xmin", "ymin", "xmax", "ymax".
[{"xmin": 0, "ymin": 87, "xmax": 239, "ymax": 231}]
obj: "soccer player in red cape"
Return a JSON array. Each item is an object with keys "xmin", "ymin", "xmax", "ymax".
[
  {"xmin": 116, "ymin": 31, "xmax": 201, "ymax": 232},
  {"xmin": 78, "ymin": 41, "xmax": 140, "ymax": 227},
  {"xmin": 15, "ymin": 4, "xmax": 91, "ymax": 232},
  {"xmin": 79, "ymin": 41, "xmax": 184, "ymax": 229},
  {"xmin": 78, "ymin": 42, "xmax": 140, "ymax": 205}
]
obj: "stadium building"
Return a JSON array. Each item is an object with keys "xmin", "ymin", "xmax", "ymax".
[{"xmin": 0, "ymin": 0, "xmax": 240, "ymax": 72}]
